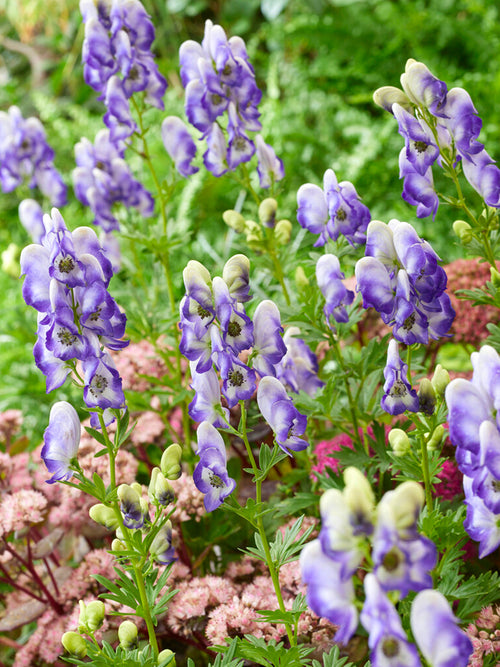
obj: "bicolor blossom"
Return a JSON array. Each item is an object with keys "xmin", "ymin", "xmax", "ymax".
[
  {"xmin": 41, "ymin": 401, "xmax": 81, "ymax": 483},
  {"xmin": 161, "ymin": 116, "xmax": 199, "ymax": 178},
  {"xmin": 256, "ymin": 376, "xmax": 308, "ymax": 455},
  {"xmin": 275, "ymin": 327, "xmax": 324, "ymax": 396},
  {"xmin": 315, "ymin": 253, "xmax": 354, "ymax": 328},
  {"xmin": 381, "ymin": 339, "xmax": 419, "ymax": 415},
  {"xmin": 193, "ymin": 421, "xmax": 236, "ymax": 512},
  {"xmin": 0, "ymin": 106, "xmax": 66, "ymax": 205},
  {"xmin": 297, "ymin": 168, "xmax": 370, "ymax": 246}
]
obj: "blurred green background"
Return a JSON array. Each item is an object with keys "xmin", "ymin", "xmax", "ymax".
[{"xmin": 1, "ymin": 0, "xmax": 499, "ymax": 438}]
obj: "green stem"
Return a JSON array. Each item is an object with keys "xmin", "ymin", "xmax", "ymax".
[
  {"xmin": 97, "ymin": 413, "xmax": 159, "ymax": 659},
  {"xmin": 329, "ymin": 333, "xmax": 366, "ymax": 454},
  {"xmin": 239, "ymin": 404, "xmax": 296, "ymax": 647},
  {"xmin": 420, "ymin": 433, "xmax": 433, "ymax": 512}
]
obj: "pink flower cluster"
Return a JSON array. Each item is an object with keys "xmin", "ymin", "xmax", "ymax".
[
  {"xmin": 0, "ymin": 409, "xmax": 22, "ymax": 446},
  {"xmin": 112, "ymin": 339, "xmax": 169, "ymax": 392},
  {"xmin": 466, "ymin": 606, "xmax": 500, "ymax": 667},
  {"xmin": 311, "ymin": 433, "xmax": 355, "ymax": 480}
]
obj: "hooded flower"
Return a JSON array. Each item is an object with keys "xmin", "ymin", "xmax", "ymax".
[
  {"xmin": 256, "ymin": 376, "xmax": 308, "ymax": 454},
  {"xmin": 193, "ymin": 421, "xmax": 236, "ymax": 511},
  {"xmin": 41, "ymin": 401, "xmax": 81, "ymax": 483}
]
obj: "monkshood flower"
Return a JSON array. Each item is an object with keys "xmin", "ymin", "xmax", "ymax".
[
  {"xmin": 41, "ymin": 401, "xmax": 81, "ymax": 483},
  {"xmin": 161, "ymin": 116, "xmax": 199, "ymax": 178},
  {"xmin": 400, "ymin": 59, "xmax": 448, "ymax": 116},
  {"xmin": 381, "ymin": 340, "xmax": 419, "ymax": 415},
  {"xmin": 373, "ymin": 481, "xmax": 436, "ymax": 596},
  {"xmin": 300, "ymin": 539, "xmax": 358, "ymax": 644},
  {"xmin": 18, "ymin": 199, "xmax": 45, "ymax": 244},
  {"xmin": 356, "ymin": 219, "xmax": 454, "ymax": 345},
  {"xmin": 0, "ymin": 106, "xmax": 67, "ymax": 205},
  {"xmin": 297, "ymin": 168, "xmax": 370, "ymax": 246},
  {"xmin": 20, "ymin": 209, "xmax": 127, "ymax": 417},
  {"xmin": 461, "ymin": 148, "xmax": 500, "ymax": 207},
  {"xmin": 80, "ymin": 0, "xmax": 167, "ymax": 140},
  {"xmin": 275, "ymin": 326, "xmax": 324, "ymax": 396},
  {"xmin": 410, "ymin": 589, "xmax": 473, "ymax": 667},
  {"xmin": 251, "ymin": 300, "xmax": 287, "ymax": 377},
  {"xmin": 315, "ymin": 253, "xmax": 355, "ymax": 328},
  {"xmin": 177, "ymin": 20, "xmax": 284, "ymax": 182},
  {"xmin": 256, "ymin": 376, "xmax": 308, "ymax": 455},
  {"xmin": 73, "ymin": 128, "xmax": 154, "ymax": 232},
  {"xmin": 117, "ymin": 483, "xmax": 146, "ymax": 529},
  {"xmin": 150, "ymin": 521, "xmax": 176, "ymax": 565},
  {"xmin": 189, "ymin": 363, "xmax": 229, "ymax": 428},
  {"xmin": 361, "ymin": 574, "xmax": 422, "ymax": 667},
  {"xmin": 255, "ymin": 134, "xmax": 285, "ymax": 189},
  {"xmin": 193, "ymin": 421, "xmax": 236, "ymax": 511}
]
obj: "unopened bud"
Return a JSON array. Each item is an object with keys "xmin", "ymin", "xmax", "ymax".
[
  {"xmin": 130, "ymin": 482, "xmax": 143, "ymax": 497},
  {"xmin": 452, "ymin": 220, "xmax": 472, "ymax": 244},
  {"xmin": 183, "ymin": 260, "xmax": 211, "ymax": 290},
  {"xmin": 111, "ymin": 538, "xmax": 127, "ymax": 552},
  {"xmin": 89, "ymin": 503, "xmax": 119, "ymax": 530},
  {"xmin": 61, "ymin": 631, "xmax": 87, "ymax": 658},
  {"xmin": 295, "ymin": 266, "xmax": 309, "ymax": 289},
  {"xmin": 258, "ymin": 198, "xmax": 278, "ymax": 227},
  {"xmin": 118, "ymin": 620, "xmax": 138, "ymax": 650},
  {"xmin": 373, "ymin": 85, "xmax": 412, "ymax": 114},
  {"xmin": 418, "ymin": 378, "xmax": 436, "ymax": 415},
  {"xmin": 84, "ymin": 600, "xmax": 105, "ymax": 632},
  {"xmin": 158, "ymin": 649, "xmax": 176, "ymax": 666},
  {"xmin": 427, "ymin": 424, "xmax": 445, "ymax": 451},
  {"xmin": 223, "ymin": 209, "xmax": 246, "ymax": 233},
  {"xmin": 491, "ymin": 267, "xmax": 500, "ymax": 288},
  {"xmin": 149, "ymin": 468, "xmax": 174, "ymax": 506},
  {"xmin": 117, "ymin": 484, "xmax": 142, "ymax": 512},
  {"xmin": 431, "ymin": 364, "xmax": 450, "ymax": 396},
  {"xmin": 245, "ymin": 220, "xmax": 263, "ymax": 248},
  {"xmin": 160, "ymin": 443, "xmax": 183, "ymax": 480},
  {"xmin": 388, "ymin": 428, "xmax": 411, "ymax": 456},
  {"xmin": 222, "ymin": 254, "xmax": 250, "ymax": 302},
  {"xmin": 343, "ymin": 466, "xmax": 375, "ymax": 527},
  {"xmin": 388, "ymin": 481, "xmax": 424, "ymax": 535},
  {"xmin": 274, "ymin": 219, "xmax": 292, "ymax": 245}
]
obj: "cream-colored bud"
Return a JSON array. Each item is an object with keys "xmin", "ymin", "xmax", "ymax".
[
  {"xmin": 417, "ymin": 378, "xmax": 436, "ymax": 415},
  {"xmin": 222, "ymin": 209, "xmax": 246, "ymax": 232},
  {"xmin": 431, "ymin": 364, "xmax": 450, "ymax": 396},
  {"xmin": 182, "ymin": 260, "xmax": 212, "ymax": 293},
  {"xmin": 117, "ymin": 484, "xmax": 141, "ymax": 508},
  {"xmin": 343, "ymin": 466, "xmax": 375, "ymax": 526},
  {"xmin": 388, "ymin": 428, "xmax": 411, "ymax": 456},
  {"xmin": 155, "ymin": 473, "xmax": 175, "ymax": 506},
  {"xmin": 130, "ymin": 482, "xmax": 143, "ymax": 497},
  {"xmin": 373, "ymin": 86, "xmax": 412, "ymax": 113},
  {"xmin": 158, "ymin": 649, "xmax": 176, "ymax": 666},
  {"xmin": 222, "ymin": 254, "xmax": 250, "ymax": 298},
  {"xmin": 387, "ymin": 481, "xmax": 425, "ymax": 535},
  {"xmin": 295, "ymin": 266, "xmax": 309, "ymax": 289},
  {"xmin": 427, "ymin": 424, "xmax": 445, "ymax": 451},
  {"xmin": 61, "ymin": 631, "xmax": 87, "ymax": 658},
  {"xmin": 160, "ymin": 443, "xmax": 183, "ymax": 480},
  {"xmin": 111, "ymin": 538, "xmax": 127, "ymax": 552},
  {"xmin": 274, "ymin": 219, "xmax": 292, "ymax": 245},
  {"xmin": 258, "ymin": 198, "xmax": 278, "ymax": 227},
  {"xmin": 118, "ymin": 620, "xmax": 138, "ymax": 650},
  {"xmin": 452, "ymin": 220, "xmax": 472, "ymax": 243},
  {"xmin": 89, "ymin": 503, "xmax": 119, "ymax": 530},
  {"xmin": 85, "ymin": 600, "xmax": 105, "ymax": 632},
  {"xmin": 245, "ymin": 220, "xmax": 263, "ymax": 248}
]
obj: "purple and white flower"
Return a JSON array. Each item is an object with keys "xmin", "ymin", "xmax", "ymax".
[
  {"xmin": 41, "ymin": 401, "xmax": 81, "ymax": 483},
  {"xmin": 381, "ymin": 340, "xmax": 419, "ymax": 415},
  {"xmin": 161, "ymin": 116, "xmax": 199, "ymax": 178},
  {"xmin": 193, "ymin": 421, "xmax": 236, "ymax": 511},
  {"xmin": 257, "ymin": 376, "xmax": 308, "ymax": 454},
  {"xmin": 316, "ymin": 253, "xmax": 355, "ymax": 327}
]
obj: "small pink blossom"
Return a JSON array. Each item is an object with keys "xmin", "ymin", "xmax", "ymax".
[{"xmin": 0, "ymin": 490, "xmax": 47, "ymax": 537}]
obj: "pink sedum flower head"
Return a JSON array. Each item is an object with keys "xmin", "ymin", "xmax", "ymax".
[
  {"xmin": 41, "ymin": 401, "xmax": 81, "ymax": 483},
  {"xmin": 410, "ymin": 589, "xmax": 473, "ymax": 667}
]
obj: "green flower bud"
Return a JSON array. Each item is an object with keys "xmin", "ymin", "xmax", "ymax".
[
  {"xmin": 452, "ymin": 220, "xmax": 472, "ymax": 244},
  {"xmin": 160, "ymin": 443, "xmax": 183, "ymax": 480},
  {"xmin": 387, "ymin": 481, "xmax": 424, "ymax": 533},
  {"xmin": 427, "ymin": 424, "xmax": 445, "ymax": 451},
  {"xmin": 61, "ymin": 631, "xmax": 87, "ymax": 658},
  {"xmin": 274, "ymin": 219, "xmax": 292, "ymax": 245},
  {"xmin": 222, "ymin": 209, "xmax": 246, "ymax": 233},
  {"xmin": 111, "ymin": 538, "xmax": 127, "ymax": 552},
  {"xmin": 418, "ymin": 378, "xmax": 436, "ymax": 415},
  {"xmin": 130, "ymin": 482, "xmax": 143, "ymax": 497},
  {"xmin": 431, "ymin": 364, "xmax": 450, "ymax": 396},
  {"xmin": 85, "ymin": 600, "xmax": 105, "ymax": 632},
  {"xmin": 295, "ymin": 266, "xmax": 309, "ymax": 289},
  {"xmin": 491, "ymin": 267, "xmax": 500, "ymax": 288},
  {"xmin": 244, "ymin": 220, "xmax": 262, "ymax": 243},
  {"xmin": 117, "ymin": 484, "xmax": 142, "ymax": 513},
  {"xmin": 343, "ymin": 466, "xmax": 375, "ymax": 526},
  {"xmin": 388, "ymin": 428, "xmax": 411, "ymax": 456},
  {"xmin": 89, "ymin": 503, "xmax": 119, "ymax": 530},
  {"xmin": 258, "ymin": 198, "xmax": 278, "ymax": 227},
  {"xmin": 222, "ymin": 255, "xmax": 250, "ymax": 301},
  {"xmin": 118, "ymin": 620, "xmax": 138, "ymax": 650},
  {"xmin": 154, "ymin": 471, "xmax": 175, "ymax": 506},
  {"xmin": 158, "ymin": 649, "xmax": 176, "ymax": 666}
]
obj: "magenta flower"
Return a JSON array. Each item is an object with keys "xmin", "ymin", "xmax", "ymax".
[{"xmin": 41, "ymin": 401, "xmax": 81, "ymax": 483}]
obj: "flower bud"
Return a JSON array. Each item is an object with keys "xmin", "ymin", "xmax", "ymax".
[
  {"xmin": 182, "ymin": 260, "xmax": 211, "ymax": 293},
  {"xmin": 131, "ymin": 482, "xmax": 143, "ymax": 497},
  {"xmin": 111, "ymin": 538, "xmax": 127, "ymax": 551},
  {"xmin": 427, "ymin": 424, "xmax": 445, "ymax": 451},
  {"xmin": 244, "ymin": 220, "xmax": 262, "ymax": 242},
  {"xmin": 387, "ymin": 481, "xmax": 424, "ymax": 536},
  {"xmin": 258, "ymin": 198, "xmax": 278, "ymax": 227},
  {"xmin": 222, "ymin": 254, "xmax": 250, "ymax": 302},
  {"xmin": 343, "ymin": 466, "xmax": 375, "ymax": 528},
  {"xmin": 149, "ymin": 467, "xmax": 174, "ymax": 505},
  {"xmin": 158, "ymin": 649, "xmax": 176, "ymax": 666},
  {"xmin": 118, "ymin": 620, "xmax": 138, "ymax": 650},
  {"xmin": 295, "ymin": 266, "xmax": 309, "ymax": 289},
  {"xmin": 89, "ymin": 503, "xmax": 119, "ymax": 530},
  {"xmin": 150, "ymin": 520, "xmax": 175, "ymax": 565},
  {"xmin": 274, "ymin": 219, "xmax": 292, "ymax": 245},
  {"xmin": 160, "ymin": 443, "xmax": 183, "ymax": 480},
  {"xmin": 84, "ymin": 600, "xmax": 105, "ymax": 632},
  {"xmin": 452, "ymin": 220, "xmax": 472, "ymax": 243},
  {"xmin": 388, "ymin": 428, "xmax": 411, "ymax": 456},
  {"xmin": 373, "ymin": 85, "xmax": 412, "ymax": 114},
  {"xmin": 431, "ymin": 364, "xmax": 450, "ymax": 396},
  {"xmin": 490, "ymin": 267, "xmax": 500, "ymax": 288},
  {"xmin": 61, "ymin": 631, "xmax": 87, "ymax": 658},
  {"xmin": 418, "ymin": 378, "xmax": 436, "ymax": 415},
  {"xmin": 222, "ymin": 209, "xmax": 246, "ymax": 233},
  {"xmin": 117, "ymin": 484, "xmax": 145, "ymax": 529}
]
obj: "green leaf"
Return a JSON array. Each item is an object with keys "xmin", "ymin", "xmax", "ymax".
[{"xmin": 84, "ymin": 426, "xmax": 108, "ymax": 447}]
